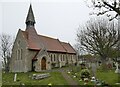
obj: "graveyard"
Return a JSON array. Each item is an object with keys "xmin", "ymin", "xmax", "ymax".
[
  {"xmin": 1, "ymin": 54, "xmax": 120, "ymax": 86},
  {"xmin": 67, "ymin": 66, "xmax": 119, "ymax": 86},
  {"xmin": 2, "ymin": 63, "xmax": 120, "ymax": 86},
  {"xmin": 2, "ymin": 71, "xmax": 68, "ymax": 85},
  {"xmin": 1, "ymin": 0, "xmax": 120, "ymax": 87}
]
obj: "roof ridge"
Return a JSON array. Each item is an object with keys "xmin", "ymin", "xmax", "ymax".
[
  {"xmin": 61, "ymin": 41, "xmax": 69, "ymax": 44},
  {"xmin": 38, "ymin": 34, "xmax": 58, "ymax": 40}
]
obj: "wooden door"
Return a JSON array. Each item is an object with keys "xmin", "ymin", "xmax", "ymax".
[{"xmin": 41, "ymin": 57, "xmax": 46, "ymax": 70}]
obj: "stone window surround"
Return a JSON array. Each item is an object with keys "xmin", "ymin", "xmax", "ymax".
[
  {"xmin": 49, "ymin": 53, "xmax": 75, "ymax": 62},
  {"xmin": 16, "ymin": 49, "xmax": 23, "ymax": 60}
]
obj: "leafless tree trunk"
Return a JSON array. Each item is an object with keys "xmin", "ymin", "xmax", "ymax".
[
  {"xmin": 0, "ymin": 33, "xmax": 13, "ymax": 72},
  {"xmin": 76, "ymin": 18, "xmax": 119, "ymax": 68}
]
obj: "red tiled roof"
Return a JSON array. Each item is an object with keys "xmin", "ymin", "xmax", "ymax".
[
  {"xmin": 61, "ymin": 42, "xmax": 76, "ymax": 54},
  {"xmin": 21, "ymin": 28, "xmax": 76, "ymax": 54},
  {"xmin": 25, "ymin": 27, "xmax": 43, "ymax": 50},
  {"xmin": 39, "ymin": 35, "xmax": 66, "ymax": 52}
]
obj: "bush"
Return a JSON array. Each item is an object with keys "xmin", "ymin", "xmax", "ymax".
[
  {"xmin": 80, "ymin": 69, "xmax": 90, "ymax": 80},
  {"xmin": 80, "ymin": 62, "xmax": 86, "ymax": 69}
]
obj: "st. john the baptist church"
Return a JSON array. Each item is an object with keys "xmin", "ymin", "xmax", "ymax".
[{"xmin": 10, "ymin": 5, "xmax": 77, "ymax": 72}]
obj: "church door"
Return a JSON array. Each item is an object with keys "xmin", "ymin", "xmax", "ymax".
[{"xmin": 41, "ymin": 57, "xmax": 46, "ymax": 70}]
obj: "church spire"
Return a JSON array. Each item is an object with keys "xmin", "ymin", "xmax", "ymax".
[{"xmin": 26, "ymin": 4, "xmax": 35, "ymax": 27}]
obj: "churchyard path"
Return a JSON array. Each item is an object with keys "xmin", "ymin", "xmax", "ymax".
[
  {"xmin": 42, "ymin": 67, "xmax": 79, "ymax": 86},
  {"xmin": 59, "ymin": 69, "xmax": 79, "ymax": 86}
]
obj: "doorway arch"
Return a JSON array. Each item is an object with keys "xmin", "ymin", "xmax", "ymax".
[{"xmin": 41, "ymin": 57, "xmax": 46, "ymax": 70}]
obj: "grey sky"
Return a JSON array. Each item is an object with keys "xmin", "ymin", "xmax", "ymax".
[{"xmin": 1, "ymin": 0, "xmax": 93, "ymax": 45}]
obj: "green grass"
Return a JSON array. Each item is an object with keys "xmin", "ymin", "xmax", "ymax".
[
  {"xmin": 96, "ymin": 70, "xmax": 119, "ymax": 85},
  {"xmin": 67, "ymin": 69, "xmax": 94, "ymax": 85},
  {"xmin": 67, "ymin": 66, "xmax": 120, "ymax": 86},
  {"xmin": 2, "ymin": 67, "xmax": 120, "ymax": 86},
  {"xmin": 2, "ymin": 72, "xmax": 68, "ymax": 85}
]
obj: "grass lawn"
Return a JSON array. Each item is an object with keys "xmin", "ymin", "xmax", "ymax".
[
  {"xmin": 2, "ymin": 71, "xmax": 68, "ymax": 85},
  {"xmin": 2, "ymin": 66, "xmax": 120, "ymax": 86},
  {"xmin": 97, "ymin": 70, "xmax": 119, "ymax": 85},
  {"xmin": 67, "ymin": 66, "xmax": 120, "ymax": 86}
]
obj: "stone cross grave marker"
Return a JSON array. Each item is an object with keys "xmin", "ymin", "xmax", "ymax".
[{"xmin": 115, "ymin": 62, "xmax": 120, "ymax": 73}]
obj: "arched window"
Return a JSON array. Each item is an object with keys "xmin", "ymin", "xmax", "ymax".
[
  {"xmin": 61, "ymin": 54, "xmax": 63, "ymax": 61},
  {"xmin": 70, "ymin": 55, "xmax": 71, "ymax": 61},
  {"xmin": 20, "ymin": 49, "xmax": 22, "ymax": 60},
  {"xmin": 71, "ymin": 55, "xmax": 73, "ymax": 61},
  {"xmin": 51, "ymin": 54, "xmax": 52, "ymax": 61},
  {"xmin": 63, "ymin": 55, "xmax": 64, "ymax": 61},
  {"xmin": 18, "ymin": 49, "xmax": 20, "ymax": 60},
  {"xmin": 54, "ymin": 54, "xmax": 56, "ymax": 61},
  {"xmin": 16, "ymin": 49, "xmax": 23, "ymax": 60},
  {"xmin": 16, "ymin": 50, "xmax": 18, "ymax": 60}
]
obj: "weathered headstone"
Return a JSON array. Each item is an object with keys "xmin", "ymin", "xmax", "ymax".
[
  {"xmin": 86, "ymin": 62, "xmax": 91, "ymax": 69},
  {"xmin": 14, "ymin": 73, "xmax": 17, "ymax": 82},
  {"xmin": 91, "ymin": 76, "xmax": 96, "ymax": 82},
  {"xmin": 115, "ymin": 62, "xmax": 120, "ymax": 73},
  {"xmin": 107, "ymin": 58, "xmax": 113, "ymax": 69},
  {"xmin": 91, "ymin": 62, "xmax": 97, "ymax": 77}
]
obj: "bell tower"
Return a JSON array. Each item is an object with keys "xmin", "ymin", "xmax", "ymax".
[{"xmin": 25, "ymin": 4, "xmax": 35, "ymax": 28}]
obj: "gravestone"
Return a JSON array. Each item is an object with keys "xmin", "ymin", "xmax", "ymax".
[
  {"xmin": 86, "ymin": 62, "xmax": 91, "ymax": 69},
  {"xmin": 14, "ymin": 73, "xmax": 17, "ymax": 82},
  {"xmin": 91, "ymin": 76, "xmax": 96, "ymax": 82},
  {"xmin": 107, "ymin": 58, "xmax": 113, "ymax": 69},
  {"xmin": 91, "ymin": 62, "xmax": 97, "ymax": 77},
  {"xmin": 115, "ymin": 62, "xmax": 120, "ymax": 73}
]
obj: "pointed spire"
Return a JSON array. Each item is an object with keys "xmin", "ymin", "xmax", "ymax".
[{"xmin": 26, "ymin": 4, "xmax": 35, "ymax": 27}]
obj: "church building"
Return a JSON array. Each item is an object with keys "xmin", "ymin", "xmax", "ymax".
[{"xmin": 10, "ymin": 5, "xmax": 77, "ymax": 72}]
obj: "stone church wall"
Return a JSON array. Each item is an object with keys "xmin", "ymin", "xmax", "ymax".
[
  {"xmin": 47, "ymin": 52, "xmax": 77, "ymax": 68},
  {"xmin": 27, "ymin": 50, "xmax": 37, "ymax": 71},
  {"xmin": 10, "ymin": 30, "xmax": 28, "ymax": 72}
]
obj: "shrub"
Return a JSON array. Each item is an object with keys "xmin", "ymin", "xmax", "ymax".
[
  {"xmin": 80, "ymin": 62, "xmax": 86, "ymax": 69},
  {"xmin": 80, "ymin": 69, "xmax": 90, "ymax": 80}
]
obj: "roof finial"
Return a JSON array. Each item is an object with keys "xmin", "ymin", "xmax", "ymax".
[{"xmin": 26, "ymin": 4, "xmax": 35, "ymax": 27}]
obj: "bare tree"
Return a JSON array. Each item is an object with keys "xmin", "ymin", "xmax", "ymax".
[
  {"xmin": 74, "ymin": 43, "xmax": 81, "ymax": 55},
  {"xmin": 87, "ymin": 0, "xmax": 120, "ymax": 20},
  {"xmin": 73, "ymin": 43, "xmax": 88, "ymax": 56},
  {"xmin": 0, "ymin": 33, "xmax": 13, "ymax": 72},
  {"xmin": 76, "ymin": 18, "xmax": 118, "ymax": 65}
]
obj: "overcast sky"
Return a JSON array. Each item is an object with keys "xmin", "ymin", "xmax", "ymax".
[{"xmin": 0, "ymin": 0, "xmax": 93, "ymax": 46}]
